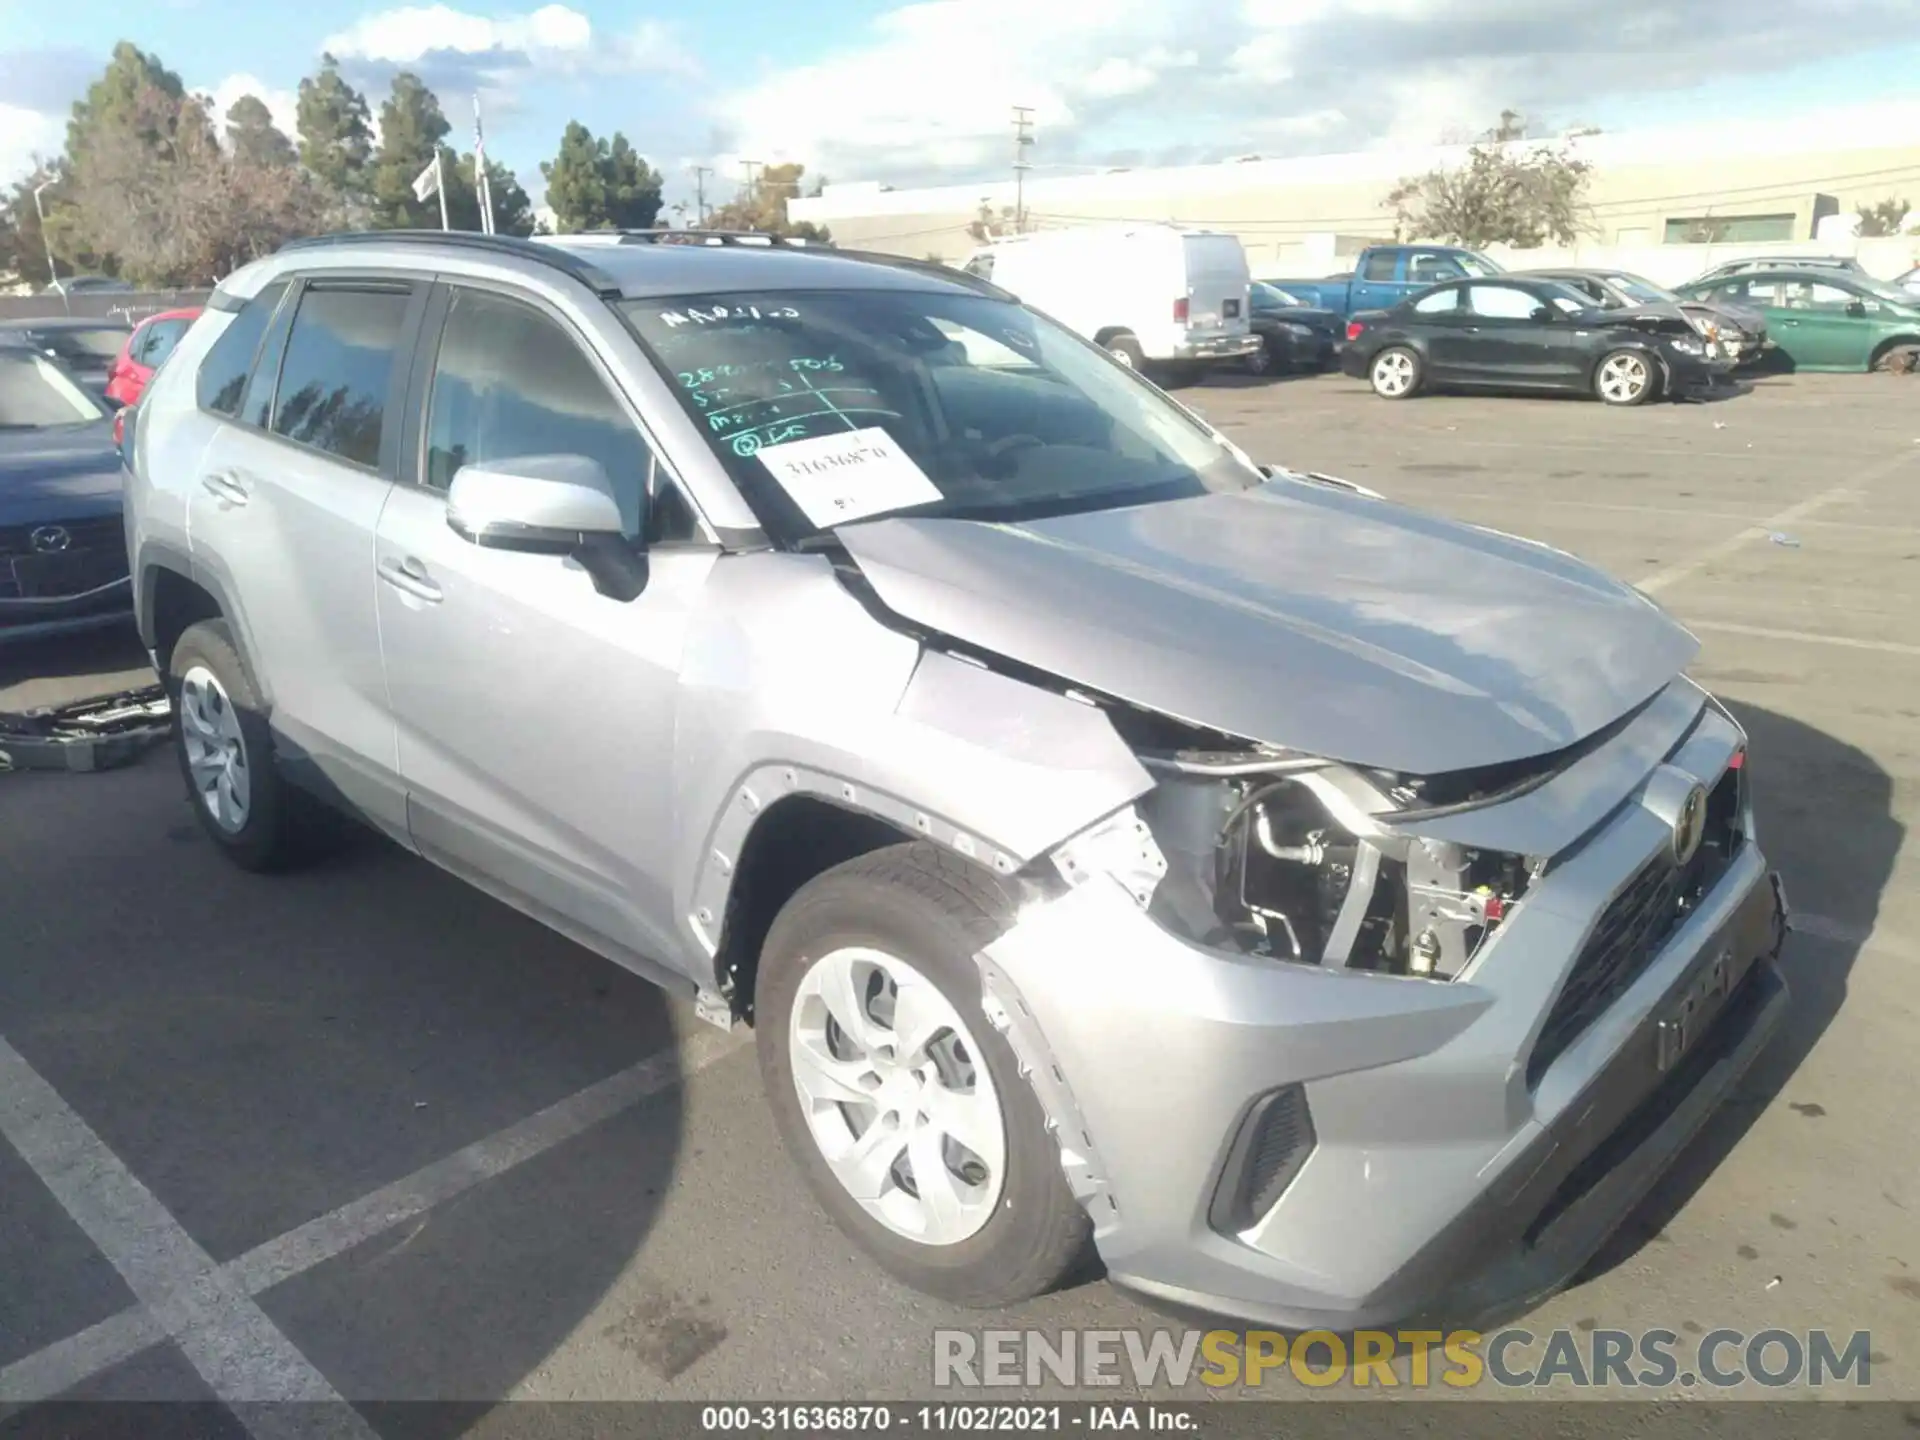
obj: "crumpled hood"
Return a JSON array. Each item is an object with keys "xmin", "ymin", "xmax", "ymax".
[
  {"xmin": 836, "ymin": 478, "xmax": 1698, "ymax": 775},
  {"xmin": 0, "ymin": 421, "xmax": 123, "ymax": 525}
]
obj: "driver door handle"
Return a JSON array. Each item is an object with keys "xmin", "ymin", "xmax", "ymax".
[
  {"xmin": 201, "ymin": 471, "xmax": 250, "ymax": 507},
  {"xmin": 378, "ymin": 555, "xmax": 443, "ymax": 604}
]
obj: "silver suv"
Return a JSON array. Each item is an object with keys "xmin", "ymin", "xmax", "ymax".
[{"xmin": 126, "ymin": 230, "xmax": 1790, "ymax": 1327}]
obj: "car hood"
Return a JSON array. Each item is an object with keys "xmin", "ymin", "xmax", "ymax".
[
  {"xmin": 836, "ymin": 479, "xmax": 1698, "ymax": 775},
  {"xmin": 0, "ymin": 421, "xmax": 124, "ymax": 525}
]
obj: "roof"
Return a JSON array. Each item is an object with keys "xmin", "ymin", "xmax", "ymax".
[{"xmin": 546, "ymin": 238, "xmax": 992, "ymax": 300}]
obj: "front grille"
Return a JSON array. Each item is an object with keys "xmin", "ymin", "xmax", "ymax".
[
  {"xmin": 0, "ymin": 515, "xmax": 124, "ymax": 558},
  {"xmin": 1209, "ymin": 1085, "xmax": 1316, "ymax": 1234},
  {"xmin": 1527, "ymin": 766, "xmax": 1744, "ymax": 1086}
]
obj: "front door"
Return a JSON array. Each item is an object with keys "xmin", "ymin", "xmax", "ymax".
[
  {"xmin": 374, "ymin": 282, "xmax": 719, "ymax": 970},
  {"xmin": 187, "ymin": 278, "xmax": 421, "ymax": 833},
  {"xmin": 1749, "ymin": 278, "xmax": 1874, "ymax": 370}
]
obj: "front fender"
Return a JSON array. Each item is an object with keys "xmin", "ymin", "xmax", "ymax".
[{"xmin": 671, "ymin": 553, "xmax": 1155, "ymax": 959}]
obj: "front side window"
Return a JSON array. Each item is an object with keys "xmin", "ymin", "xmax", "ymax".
[
  {"xmin": 270, "ymin": 285, "xmax": 410, "ymax": 469},
  {"xmin": 197, "ymin": 281, "xmax": 287, "ymax": 416},
  {"xmin": 0, "ymin": 351, "xmax": 108, "ymax": 429},
  {"xmin": 1409, "ymin": 253, "xmax": 1467, "ymax": 285},
  {"xmin": 1464, "ymin": 284, "xmax": 1543, "ymax": 320},
  {"xmin": 622, "ymin": 288, "xmax": 1262, "ymax": 544},
  {"xmin": 424, "ymin": 288, "xmax": 694, "ymax": 542}
]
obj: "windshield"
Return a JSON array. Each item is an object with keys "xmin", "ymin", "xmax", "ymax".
[
  {"xmin": 1535, "ymin": 281, "xmax": 1599, "ymax": 314},
  {"xmin": 1856, "ymin": 277, "xmax": 1918, "ymax": 309},
  {"xmin": 0, "ymin": 351, "xmax": 109, "ymax": 428},
  {"xmin": 39, "ymin": 326, "xmax": 128, "ymax": 362},
  {"xmin": 622, "ymin": 289, "xmax": 1263, "ymax": 542},
  {"xmin": 1605, "ymin": 273, "xmax": 1678, "ymax": 305},
  {"xmin": 1456, "ymin": 253, "xmax": 1502, "ymax": 278}
]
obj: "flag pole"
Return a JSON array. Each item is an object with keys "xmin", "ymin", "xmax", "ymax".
[
  {"xmin": 474, "ymin": 94, "xmax": 496, "ymax": 236},
  {"xmin": 436, "ymin": 150, "xmax": 450, "ymax": 230}
]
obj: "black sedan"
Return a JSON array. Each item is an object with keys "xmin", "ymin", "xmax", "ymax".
[
  {"xmin": 0, "ymin": 341, "xmax": 133, "ymax": 645},
  {"xmin": 0, "ymin": 316, "xmax": 133, "ymax": 402},
  {"xmin": 1516, "ymin": 266, "xmax": 1768, "ymax": 366},
  {"xmin": 1340, "ymin": 276, "xmax": 1725, "ymax": 406},
  {"xmin": 1245, "ymin": 281, "xmax": 1341, "ymax": 375}
]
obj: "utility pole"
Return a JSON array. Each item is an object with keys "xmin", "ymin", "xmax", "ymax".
[
  {"xmin": 1011, "ymin": 106, "xmax": 1035, "ymax": 232},
  {"xmin": 691, "ymin": 165, "xmax": 711, "ymax": 224},
  {"xmin": 741, "ymin": 159, "xmax": 762, "ymax": 202}
]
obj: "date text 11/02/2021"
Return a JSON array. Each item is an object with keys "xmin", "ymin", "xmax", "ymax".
[{"xmin": 701, "ymin": 1406, "xmax": 1195, "ymax": 1432}]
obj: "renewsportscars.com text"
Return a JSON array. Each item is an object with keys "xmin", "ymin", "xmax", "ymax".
[{"xmin": 933, "ymin": 1328, "xmax": 1875, "ymax": 1390}]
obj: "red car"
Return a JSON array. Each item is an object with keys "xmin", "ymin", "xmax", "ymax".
[{"xmin": 104, "ymin": 306, "xmax": 201, "ymax": 408}]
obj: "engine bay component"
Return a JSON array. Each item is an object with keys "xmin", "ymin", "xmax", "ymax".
[{"xmin": 1126, "ymin": 762, "xmax": 1530, "ymax": 978}]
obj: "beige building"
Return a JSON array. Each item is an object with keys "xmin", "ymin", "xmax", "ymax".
[{"xmin": 788, "ymin": 100, "xmax": 1920, "ymax": 278}]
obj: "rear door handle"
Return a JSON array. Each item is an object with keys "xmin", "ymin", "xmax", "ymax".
[
  {"xmin": 201, "ymin": 471, "xmax": 250, "ymax": 507},
  {"xmin": 378, "ymin": 556, "xmax": 443, "ymax": 604}
]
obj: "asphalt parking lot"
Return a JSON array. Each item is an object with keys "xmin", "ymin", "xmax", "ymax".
[{"xmin": 1, "ymin": 369, "xmax": 1915, "ymax": 1420}]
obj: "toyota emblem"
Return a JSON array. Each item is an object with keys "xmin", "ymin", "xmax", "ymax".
[
  {"xmin": 28, "ymin": 525, "xmax": 72, "ymax": 554},
  {"xmin": 1671, "ymin": 782, "xmax": 1709, "ymax": 865}
]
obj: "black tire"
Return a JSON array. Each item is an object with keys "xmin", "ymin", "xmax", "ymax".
[
  {"xmin": 1368, "ymin": 345, "xmax": 1421, "ymax": 399},
  {"xmin": 756, "ymin": 842, "xmax": 1091, "ymax": 1307},
  {"xmin": 1594, "ymin": 348, "xmax": 1656, "ymax": 406},
  {"xmin": 1871, "ymin": 340, "xmax": 1920, "ymax": 374},
  {"xmin": 167, "ymin": 619, "xmax": 339, "ymax": 872},
  {"xmin": 1244, "ymin": 339, "xmax": 1281, "ymax": 376},
  {"xmin": 1104, "ymin": 333, "xmax": 1146, "ymax": 371}
]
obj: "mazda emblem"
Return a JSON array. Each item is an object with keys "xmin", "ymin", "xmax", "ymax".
[
  {"xmin": 1671, "ymin": 782, "xmax": 1709, "ymax": 865},
  {"xmin": 28, "ymin": 525, "xmax": 72, "ymax": 554}
]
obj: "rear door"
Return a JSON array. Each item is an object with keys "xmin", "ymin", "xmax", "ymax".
[
  {"xmin": 1179, "ymin": 233, "xmax": 1253, "ymax": 342},
  {"xmin": 187, "ymin": 276, "xmax": 424, "ymax": 834}
]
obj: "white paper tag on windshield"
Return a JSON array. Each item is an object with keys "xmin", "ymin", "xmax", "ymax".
[{"xmin": 756, "ymin": 426, "xmax": 942, "ymax": 528}]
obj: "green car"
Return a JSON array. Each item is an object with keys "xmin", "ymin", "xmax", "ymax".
[{"xmin": 1674, "ymin": 267, "xmax": 1920, "ymax": 372}]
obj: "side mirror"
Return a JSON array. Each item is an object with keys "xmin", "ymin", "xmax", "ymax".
[
  {"xmin": 1847, "ymin": 300, "xmax": 1868, "ymax": 318},
  {"xmin": 1530, "ymin": 306, "xmax": 1555, "ymax": 323},
  {"xmin": 446, "ymin": 454, "xmax": 649, "ymax": 601}
]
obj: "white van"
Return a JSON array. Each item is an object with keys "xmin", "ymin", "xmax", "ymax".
[{"xmin": 960, "ymin": 224, "xmax": 1260, "ymax": 377}]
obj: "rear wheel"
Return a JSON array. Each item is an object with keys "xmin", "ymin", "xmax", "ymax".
[
  {"xmin": 1103, "ymin": 333, "xmax": 1146, "ymax": 370},
  {"xmin": 756, "ymin": 843, "xmax": 1090, "ymax": 1307},
  {"xmin": 1871, "ymin": 340, "xmax": 1920, "ymax": 374},
  {"xmin": 1595, "ymin": 349, "xmax": 1655, "ymax": 406},
  {"xmin": 1369, "ymin": 346, "xmax": 1420, "ymax": 399}
]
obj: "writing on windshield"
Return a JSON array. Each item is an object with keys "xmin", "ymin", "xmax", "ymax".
[{"xmin": 670, "ymin": 352, "xmax": 902, "ymax": 458}]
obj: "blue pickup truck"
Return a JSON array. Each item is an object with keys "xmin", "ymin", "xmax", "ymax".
[{"xmin": 1264, "ymin": 244, "xmax": 1503, "ymax": 320}]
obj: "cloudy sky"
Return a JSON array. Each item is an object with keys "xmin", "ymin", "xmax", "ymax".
[{"xmin": 2, "ymin": 0, "xmax": 1917, "ymax": 211}]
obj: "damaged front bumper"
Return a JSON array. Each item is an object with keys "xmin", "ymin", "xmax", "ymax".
[{"xmin": 975, "ymin": 709, "xmax": 1790, "ymax": 1330}]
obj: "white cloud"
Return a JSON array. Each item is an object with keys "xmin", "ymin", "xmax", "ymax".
[
  {"xmin": 0, "ymin": 103, "xmax": 64, "ymax": 188},
  {"xmin": 324, "ymin": 3, "xmax": 592, "ymax": 63},
  {"xmin": 710, "ymin": 0, "xmax": 1919, "ymax": 185}
]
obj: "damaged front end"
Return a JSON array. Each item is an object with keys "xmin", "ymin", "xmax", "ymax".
[{"xmin": 1051, "ymin": 705, "xmax": 1547, "ymax": 982}]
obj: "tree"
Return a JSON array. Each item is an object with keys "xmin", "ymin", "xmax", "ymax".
[
  {"xmin": 539, "ymin": 121, "xmax": 663, "ymax": 231},
  {"xmin": 226, "ymin": 94, "xmax": 297, "ymax": 169},
  {"xmin": 1385, "ymin": 114, "xmax": 1592, "ymax": 249},
  {"xmin": 296, "ymin": 53, "xmax": 374, "ymax": 200},
  {"xmin": 705, "ymin": 162, "xmax": 830, "ymax": 241},
  {"xmin": 1856, "ymin": 197, "xmax": 1912, "ymax": 238},
  {"xmin": 442, "ymin": 150, "xmax": 536, "ymax": 236},
  {"xmin": 369, "ymin": 73, "xmax": 451, "ymax": 228}
]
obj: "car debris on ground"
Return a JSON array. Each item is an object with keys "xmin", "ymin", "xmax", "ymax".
[{"xmin": 0, "ymin": 685, "xmax": 171, "ymax": 773}]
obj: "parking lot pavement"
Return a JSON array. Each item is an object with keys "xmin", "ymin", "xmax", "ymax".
[{"xmin": 0, "ymin": 372, "xmax": 1914, "ymax": 1421}]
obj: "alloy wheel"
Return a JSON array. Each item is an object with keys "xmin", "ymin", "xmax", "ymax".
[
  {"xmin": 1372, "ymin": 350, "xmax": 1415, "ymax": 397},
  {"xmin": 788, "ymin": 946, "xmax": 1007, "ymax": 1245},
  {"xmin": 1599, "ymin": 353, "xmax": 1650, "ymax": 403},
  {"xmin": 178, "ymin": 664, "xmax": 251, "ymax": 833}
]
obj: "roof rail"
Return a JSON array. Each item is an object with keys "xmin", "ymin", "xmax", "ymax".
[
  {"xmin": 274, "ymin": 230, "xmax": 624, "ymax": 296},
  {"xmin": 578, "ymin": 229, "xmax": 824, "ymax": 248}
]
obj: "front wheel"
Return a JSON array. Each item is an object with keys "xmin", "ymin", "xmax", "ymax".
[
  {"xmin": 1595, "ymin": 349, "xmax": 1656, "ymax": 406},
  {"xmin": 756, "ymin": 844, "xmax": 1090, "ymax": 1307},
  {"xmin": 1104, "ymin": 334, "xmax": 1146, "ymax": 370},
  {"xmin": 1369, "ymin": 346, "xmax": 1421, "ymax": 399}
]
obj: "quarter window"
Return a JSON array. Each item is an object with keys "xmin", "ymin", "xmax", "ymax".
[
  {"xmin": 270, "ymin": 285, "xmax": 411, "ymax": 469},
  {"xmin": 196, "ymin": 282, "xmax": 287, "ymax": 416},
  {"xmin": 424, "ymin": 288, "xmax": 695, "ymax": 543}
]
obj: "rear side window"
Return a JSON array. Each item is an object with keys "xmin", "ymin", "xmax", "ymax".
[
  {"xmin": 1361, "ymin": 252, "xmax": 1397, "ymax": 282},
  {"xmin": 137, "ymin": 319, "xmax": 189, "ymax": 367},
  {"xmin": 197, "ymin": 282, "xmax": 287, "ymax": 416},
  {"xmin": 270, "ymin": 286, "xmax": 411, "ymax": 469},
  {"xmin": 1412, "ymin": 287, "xmax": 1462, "ymax": 314}
]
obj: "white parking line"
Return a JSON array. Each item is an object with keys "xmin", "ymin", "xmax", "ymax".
[
  {"xmin": 1635, "ymin": 446, "xmax": 1916, "ymax": 597},
  {"xmin": 1686, "ymin": 620, "xmax": 1920, "ymax": 657},
  {"xmin": 0, "ymin": 1024, "xmax": 748, "ymax": 1410}
]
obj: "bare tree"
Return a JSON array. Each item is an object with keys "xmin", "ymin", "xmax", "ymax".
[
  {"xmin": 1856, "ymin": 197, "xmax": 1911, "ymax": 238},
  {"xmin": 1386, "ymin": 114, "xmax": 1593, "ymax": 250}
]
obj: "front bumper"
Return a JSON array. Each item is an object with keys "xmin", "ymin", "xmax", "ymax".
[
  {"xmin": 0, "ymin": 576, "xmax": 135, "ymax": 645},
  {"xmin": 978, "ymin": 706, "xmax": 1788, "ymax": 1329},
  {"xmin": 1170, "ymin": 334, "xmax": 1263, "ymax": 362}
]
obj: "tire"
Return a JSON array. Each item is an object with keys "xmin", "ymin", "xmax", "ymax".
[
  {"xmin": 1244, "ymin": 338, "xmax": 1280, "ymax": 376},
  {"xmin": 756, "ymin": 842, "xmax": 1090, "ymax": 1307},
  {"xmin": 1104, "ymin": 334, "xmax": 1146, "ymax": 371},
  {"xmin": 168, "ymin": 619, "xmax": 338, "ymax": 872},
  {"xmin": 1368, "ymin": 345, "xmax": 1421, "ymax": 399},
  {"xmin": 1871, "ymin": 341, "xmax": 1920, "ymax": 374},
  {"xmin": 1595, "ymin": 348, "xmax": 1656, "ymax": 406}
]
